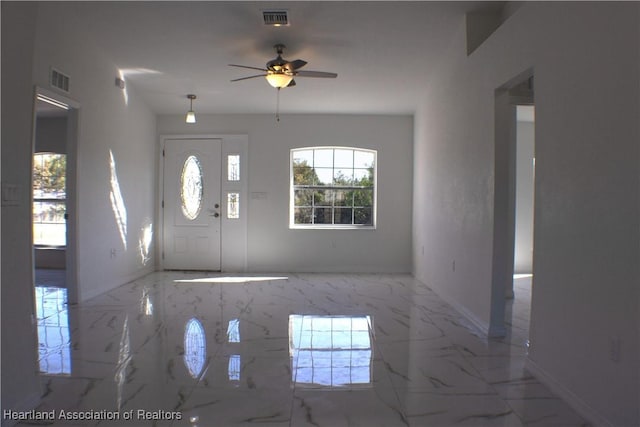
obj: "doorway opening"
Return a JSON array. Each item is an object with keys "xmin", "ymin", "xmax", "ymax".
[
  {"xmin": 32, "ymin": 88, "xmax": 79, "ymax": 374},
  {"xmin": 506, "ymin": 102, "xmax": 535, "ymax": 344},
  {"xmin": 490, "ymin": 72, "xmax": 535, "ymax": 341}
]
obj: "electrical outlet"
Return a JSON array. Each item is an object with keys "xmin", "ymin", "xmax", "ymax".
[{"xmin": 110, "ymin": 248, "xmax": 117, "ymax": 259}]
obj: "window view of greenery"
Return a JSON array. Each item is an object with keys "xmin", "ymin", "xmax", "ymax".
[
  {"xmin": 291, "ymin": 148, "xmax": 375, "ymax": 227},
  {"xmin": 33, "ymin": 153, "xmax": 66, "ymax": 246}
]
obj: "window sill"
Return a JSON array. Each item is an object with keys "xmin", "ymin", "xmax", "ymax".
[{"xmin": 289, "ymin": 225, "xmax": 376, "ymax": 230}]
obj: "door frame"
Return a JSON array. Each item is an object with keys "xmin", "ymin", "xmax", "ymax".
[
  {"xmin": 158, "ymin": 134, "xmax": 248, "ymax": 272},
  {"xmin": 490, "ymin": 70, "xmax": 535, "ymax": 337},
  {"xmin": 31, "ymin": 86, "xmax": 80, "ymax": 304}
]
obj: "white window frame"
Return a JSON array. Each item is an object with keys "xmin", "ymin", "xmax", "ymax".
[
  {"xmin": 289, "ymin": 146, "xmax": 377, "ymax": 229},
  {"xmin": 33, "ymin": 152, "xmax": 67, "ymax": 247}
]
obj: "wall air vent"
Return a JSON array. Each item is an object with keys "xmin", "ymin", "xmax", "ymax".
[
  {"xmin": 263, "ymin": 10, "xmax": 289, "ymax": 26},
  {"xmin": 50, "ymin": 68, "xmax": 70, "ymax": 93}
]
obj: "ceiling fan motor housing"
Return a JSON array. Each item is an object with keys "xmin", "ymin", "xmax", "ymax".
[{"xmin": 267, "ymin": 44, "xmax": 290, "ymax": 73}]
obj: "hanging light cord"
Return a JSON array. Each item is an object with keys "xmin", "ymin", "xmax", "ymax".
[{"xmin": 276, "ymin": 88, "xmax": 281, "ymax": 122}]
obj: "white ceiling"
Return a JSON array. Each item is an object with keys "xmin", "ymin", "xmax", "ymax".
[{"xmin": 58, "ymin": 1, "xmax": 504, "ymax": 116}]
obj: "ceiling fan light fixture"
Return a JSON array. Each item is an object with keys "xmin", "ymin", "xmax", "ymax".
[
  {"xmin": 265, "ymin": 72, "xmax": 293, "ymax": 89},
  {"xmin": 185, "ymin": 94, "xmax": 197, "ymax": 124}
]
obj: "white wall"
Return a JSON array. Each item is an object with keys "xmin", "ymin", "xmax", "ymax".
[
  {"xmin": 1, "ymin": 2, "xmax": 42, "ymax": 418},
  {"xmin": 30, "ymin": 2, "xmax": 157, "ymax": 301},
  {"xmin": 35, "ymin": 117, "xmax": 67, "ymax": 153},
  {"xmin": 514, "ymin": 119, "xmax": 534, "ymax": 274},
  {"xmin": 158, "ymin": 114, "xmax": 413, "ymax": 273},
  {"xmin": 1, "ymin": 5, "xmax": 159, "ymax": 417},
  {"xmin": 413, "ymin": 3, "xmax": 639, "ymax": 425}
]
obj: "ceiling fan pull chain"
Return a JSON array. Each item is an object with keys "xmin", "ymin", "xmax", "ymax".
[{"xmin": 276, "ymin": 87, "xmax": 281, "ymax": 122}]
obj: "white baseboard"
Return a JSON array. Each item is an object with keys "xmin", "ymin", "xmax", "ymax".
[
  {"xmin": 443, "ymin": 293, "xmax": 491, "ymax": 336},
  {"xmin": 1, "ymin": 392, "xmax": 41, "ymax": 427},
  {"xmin": 79, "ymin": 266, "xmax": 155, "ymax": 302},
  {"xmin": 414, "ymin": 274, "xmax": 615, "ymax": 427},
  {"xmin": 525, "ymin": 357, "xmax": 613, "ymax": 427},
  {"xmin": 417, "ymin": 280, "xmax": 501, "ymax": 338}
]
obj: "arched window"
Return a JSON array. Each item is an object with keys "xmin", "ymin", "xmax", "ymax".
[{"xmin": 290, "ymin": 147, "xmax": 376, "ymax": 228}]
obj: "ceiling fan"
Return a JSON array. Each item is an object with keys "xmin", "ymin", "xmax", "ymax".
[{"xmin": 229, "ymin": 44, "xmax": 337, "ymax": 89}]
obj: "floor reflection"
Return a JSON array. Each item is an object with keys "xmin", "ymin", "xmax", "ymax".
[
  {"xmin": 227, "ymin": 318, "xmax": 240, "ymax": 343},
  {"xmin": 35, "ymin": 286, "xmax": 70, "ymax": 375},
  {"xmin": 228, "ymin": 354, "xmax": 241, "ymax": 382},
  {"xmin": 289, "ymin": 315, "xmax": 373, "ymax": 388},
  {"xmin": 184, "ymin": 318, "xmax": 207, "ymax": 379},
  {"xmin": 115, "ymin": 314, "xmax": 131, "ymax": 411},
  {"xmin": 26, "ymin": 273, "xmax": 588, "ymax": 427}
]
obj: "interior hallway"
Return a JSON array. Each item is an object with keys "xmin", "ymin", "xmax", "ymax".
[{"xmin": 28, "ymin": 272, "xmax": 587, "ymax": 427}]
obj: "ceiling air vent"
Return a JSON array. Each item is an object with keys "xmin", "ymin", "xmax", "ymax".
[
  {"xmin": 50, "ymin": 68, "xmax": 70, "ymax": 93},
  {"xmin": 262, "ymin": 10, "xmax": 289, "ymax": 26}
]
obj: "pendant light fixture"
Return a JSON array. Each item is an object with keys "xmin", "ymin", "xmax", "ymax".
[{"xmin": 185, "ymin": 94, "xmax": 197, "ymax": 124}]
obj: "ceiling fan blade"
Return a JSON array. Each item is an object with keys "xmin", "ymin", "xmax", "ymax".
[
  {"xmin": 230, "ymin": 74, "xmax": 266, "ymax": 82},
  {"xmin": 294, "ymin": 70, "xmax": 338, "ymax": 78},
  {"xmin": 229, "ymin": 64, "xmax": 268, "ymax": 72},
  {"xmin": 286, "ymin": 59, "xmax": 307, "ymax": 71}
]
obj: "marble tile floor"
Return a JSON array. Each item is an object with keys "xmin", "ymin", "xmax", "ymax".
[
  {"xmin": 504, "ymin": 275, "xmax": 533, "ymax": 350},
  {"xmin": 35, "ymin": 269, "xmax": 67, "ymax": 288},
  {"xmin": 21, "ymin": 272, "xmax": 589, "ymax": 427}
]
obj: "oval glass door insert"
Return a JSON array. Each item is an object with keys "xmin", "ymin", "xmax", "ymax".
[{"xmin": 180, "ymin": 155, "xmax": 203, "ymax": 220}]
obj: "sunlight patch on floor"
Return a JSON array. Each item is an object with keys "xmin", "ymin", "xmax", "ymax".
[{"xmin": 174, "ymin": 276, "xmax": 288, "ymax": 284}]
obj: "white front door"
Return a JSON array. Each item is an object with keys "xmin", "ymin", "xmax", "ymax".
[{"xmin": 163, "ymin": 139, "xmax": 222, "ymax": 270}]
